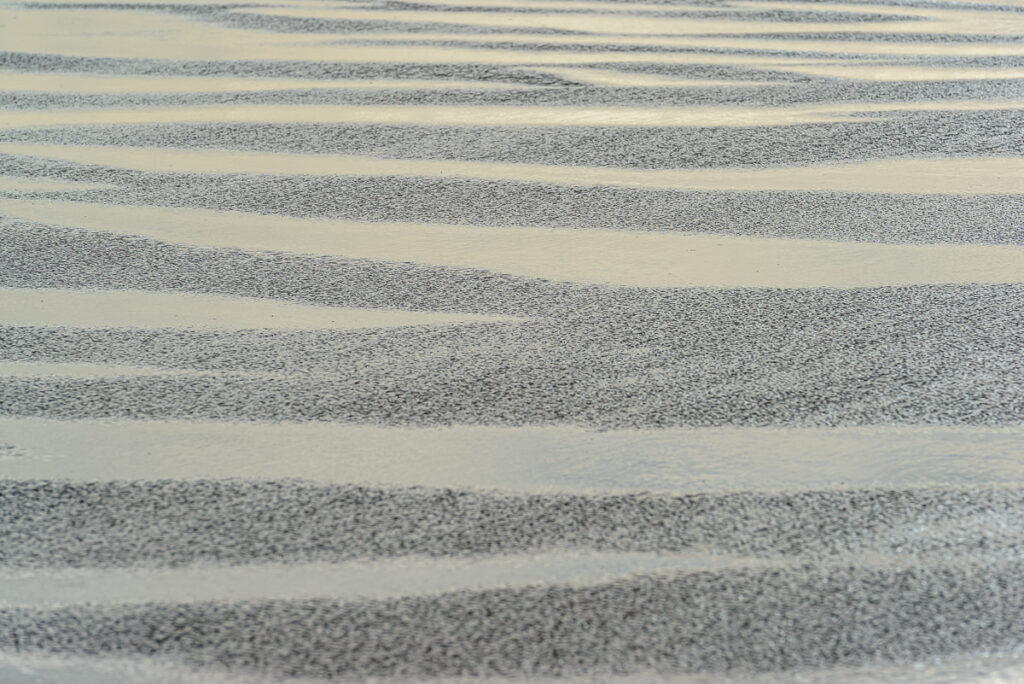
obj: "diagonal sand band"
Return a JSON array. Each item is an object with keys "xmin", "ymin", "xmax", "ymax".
[
  {"xmin": 0, "ymin": 7, "xmax": 864, "ymax": 65},
  {"xmin": 776, "ymin": 64, "xmax": 1024, "ymax": 81},
  {"xmin": 531, "ymin": 67, "xmax": 778, "ymax": 87},
  {"xmin": 331, "ymin": 29, "xmax": 1024, "ymax": 58},
  {"xmin": 4, "ymin": 143, "xmax": 1024, "ymax": 195},
  {"xmin": 0, "ymin": 551, "xmax": 754, "ymax": 608},
  {"xmin": 2, "ymin": 101, "xmax": 1023, "ymax": 130},
  {"xmin": 240, "ymin": 4, "xmax": 1024, "ymax": 38},
  {"xmin": 3, "ymin": 417, "xmax": 1024, "ymax": 494},
  {"xmin": 0, "ymin": 287, "xmax": 516, "ymax": 330},
  {"xmin": 3, "ymin": 199, "xmax": 1024, "ymax": 288},
  {"xmin": 0, "ymin": 175, "xmax": 115, "ymax": 193},
  {"xmin": 0, "ymin": 71, "xmax": 534, "ymax": 95}
]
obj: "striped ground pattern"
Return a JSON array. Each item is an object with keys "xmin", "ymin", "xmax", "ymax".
[{"xmin": 2, "ymin": 0, "xmax": 1024, "ymax": 681}]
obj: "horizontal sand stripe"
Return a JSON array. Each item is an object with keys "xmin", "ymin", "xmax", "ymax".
[
  {"xmin": 5, "ymin": 101, "xmax": 1024, "ymax": 130},
  {"xmin": 398, "ymin": 0, "xmax": 712, "ymax": 11},
  {"xmin": 4, "ymin": 199, "xmax": 1024, "ymax": 288},
  {"xmin": 3, "ymin": 546, "xmax": 1019, "ymax": 609},
  {"xmin": 0, "ymin": 551, "xmax": 748, "ymax": 608},
  {"xmin": 0, "ymin": 9, "xmax": 877, "ymax": 67},
  {"xmin": 747, "ymin": 1, "xmax": 1024, "ymax": 35},
  {"xmin": 4, "ymin": 418, "xmax": 1024, "ymax": 494},
  {"xmin": 5, "ymin": 653, "xmax": 1023, "ymax": 684},
  {"xmin": 6, "ymin": 143, "xmax": 1024, "ymax": 195},
  {"xmin": 780, "ymin": 63, "xmax": 1024, "ymax": 80},
  {"xmin": 0, "ymin": 71, "xmax": 530, "ymax": 95},
  {"xmin": 364, "ymin": 31, "xmax": 1024, "ymax": 58},
  {"xmin": 0, "ymin": 175, "xmax": 113, "ymax": 192},
  {"xmin": 533, "ymin": 67, "xmax": 778, "ymax": 87},
  {"xmin": 0, "ymin": 287, "xmax": 514, "ymax": 329},
  {"xmin": 0, "ymin": 8, "xmax": 322, "ymax": 62},
  {"xmin": 20, "ymin": 0, "xmax": 348, "ymax": 4},
  {"xmin": 241, "ymin": 6, "xmax": 937, "ymax": 36}
]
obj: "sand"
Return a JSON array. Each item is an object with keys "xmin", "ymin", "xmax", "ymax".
[{"xmin": 2, "ymin": 0, "xmax": 1024, "ymax": 680}]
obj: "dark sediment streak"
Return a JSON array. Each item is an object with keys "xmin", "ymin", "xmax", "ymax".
[{"xmin": 3, "ymin": 481, "xmax": 1023, "ymax": 568}]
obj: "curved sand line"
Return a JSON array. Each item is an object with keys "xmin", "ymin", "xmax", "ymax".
[
  {"xmin": 3, "ymin": 199, "xmax": 1024, "ymax": 288},
  {"xmin": 3, "ymin": 417, "xmax": 1024, "ymax": 494},
  {"xmin": 5, "ymin": 143, "xmax": 1024, "ymax": 195},
  {"xmin": 0, "ymin": 287, "xmax": 517, "ymax": 330}
]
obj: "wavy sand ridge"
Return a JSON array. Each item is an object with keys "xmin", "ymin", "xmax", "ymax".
[{"xmin": 2, "ymin": 0, "xmax": 1024, "ymax": 680}]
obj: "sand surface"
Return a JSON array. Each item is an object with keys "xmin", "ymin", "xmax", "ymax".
[{"xmin": 2, "ymin": 0, "xmax": 1024, "ymax": 681}]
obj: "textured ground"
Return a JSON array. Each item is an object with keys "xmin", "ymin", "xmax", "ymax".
[{"xmin": 2, "ymin": 0, "xmax": 1024, "ymax": 681}]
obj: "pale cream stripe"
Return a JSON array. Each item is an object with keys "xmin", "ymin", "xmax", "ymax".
[
  {"xmin": 0, "ymin": 551, "xmax": 750, "ymax": 608},
  {"xmin": 0, "ymin": 360, "xmax": 194, "ymax": 379},
  {"xmin": 0, "ymin": 71, "xmax": 530, "ymax": 95},
  {"xmin": 3, "ymin": 100, "xmax": 1023, "ymax": 130},
  {"xmin": 3, "ymin": 199, "xmax": 1024, "ymax": 288},
  {"xmin": 741, "ymin": 1, "xmax": 1024, "ymax": 36},
  {"xmin": 0, "ymin": 8, "xmax": 868, "ymax": 67},
  {"xmin": 339, "ymin": 30, "xmax": 1024, "ymax": 58},
  {"xmin": 3, "ymin": 143, "xmax": 1023, "ymax": 195},
  {"xmin": 242, "ymin": 6, "xmax": 931, "ymax": 36},
  {"xmin": 3, "ymin": 417, "xmax": 1024, "ymax": 494},
  {"xmin": 781, "ymin": 64, "xmax": 1024, "ymax": 81},
  {"xmin": 535, "ymin": 67, "xmax": 777, "ymax": 87},
  {"xmin": 381, "ymin": 0, "xmax": 698, "ymax": 11},
  {"xmin": 0, "ymin": 175, "xmax": 114, "ymax": 192},
  {"xmin": 0, "ymin": 288, "xmax": 514, "ymax": 330}
]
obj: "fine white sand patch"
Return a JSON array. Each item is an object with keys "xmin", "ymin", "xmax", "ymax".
[
  {"xmin": 3, "ymin": 200, "xmax": 1024, "ymax": 288},
  {"xmin": 6, "ymin": 143, "xmax": 1024, "ymax": 195},
  {"xmin": 0, "ymin": 176, "xmax": 114, "ymax": 193},
  {"xmin": 0, "ymin": 6, "xmax": 855, "ymax": 66},
  {"xmin": 0, "ymin": 551, "xmax": 748, "ymax": 607},
  {"xmin": 0, "ymin": 71, "xmax": 531, "ymax": 94},
  {"xmin": 341, "ymin": 29, "xmax": 1024, "ymax": 58},
  {"xmin": 4, "ymin": 100, "xmax": 1024, "ymax": 130},
  {"xmin": 532, "ymin": 67, "xmax": 777, "ymax": 88},
  {"xmin": 0, "ymin": 287, "xmax": 516, "ymax": 330},
  {"xmin": 239, "ymin": 3, "xmax": 1024, "ymax": 38},
  {"xmin": 779, "ymin": 64, "xmax": 1024, "ymax": 81},
  {"xmin": 3, "ymin": 418, "xmax": 1024, "ymax": 494}
]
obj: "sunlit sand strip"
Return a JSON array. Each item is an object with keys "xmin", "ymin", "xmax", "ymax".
[
  {"xmin": 0, "ymin": 551, "xmax": 756, "ymax": 608},
  {"xmin": 781, "ymin": 64, "xmax": 1024, "ymax": 81},
  {"xmin": 20, "ymin": 0, "xmax": 346, "ymax": 5},
  {"xmin": 4, "ymin": 100, "xmax": 1024, "ymax": 130},
  {"xmin": 0, "ymin": 9, "xmax": 868, "ymax": 66},
  {"xmin": 0, "ymin": 175, "xmax": 114, "ymax": 193},
  {"xmin": 0, "ymin": 8, "xmax": 331, "ymax": 62},
  {"xmin": 741, "ymin": 1, "xmax": 1024, "ymax": 36},
  {"xmin": 338, "ymin": 30, "xmax": 1024, "ymax": 58},
  {"xmin": 2, "ymin": 643, "xmax": 1024, "ymax": 684},
  {"xmin": 261, "ymin": 44, "xmax": 846, "ymax": 67},
  {"xmin": 4, "ymin": 200, "xmax": 1024, "ymax": 288},
  {"xmin": 4, "ymin": 417, "xmax": 1024, "ymax": 494},
  {"xmin": 240, "ymin": 6, "xmax": 940, "ymax": 35},
  {"xmin": 6, "ymin": 143, "xmax": 1024, "ymax": 195},
  {"xmin": 0, "ymin": 72, "xmax": 531, "ymax": 95},
  {"xmin": 0, "ymin": 288, "xmax": 515, "ymax": 330},
  {"xmin": 532, "ymin": 67, "xmax": 777, "ymax": 87},
  {"xmin": 389, "ymin": 0, "xmax": 697, "ymax": 11}
]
